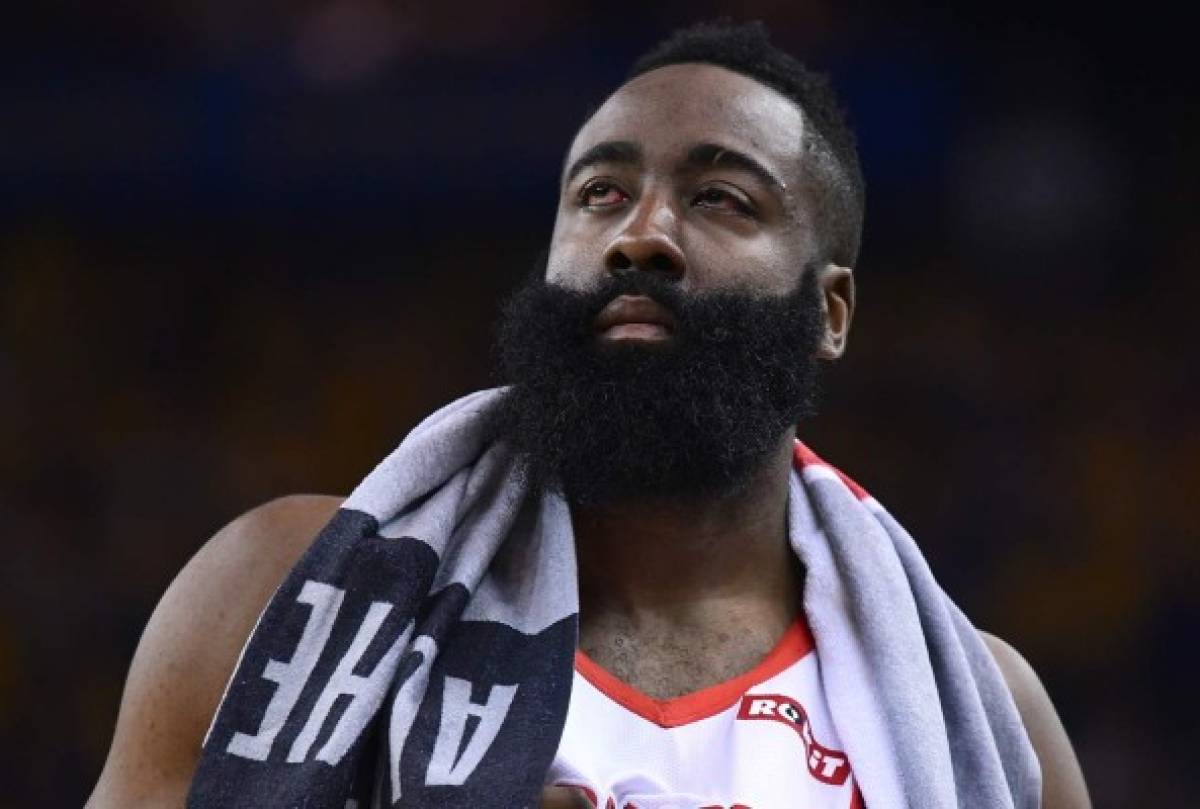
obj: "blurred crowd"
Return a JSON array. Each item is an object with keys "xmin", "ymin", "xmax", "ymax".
[{"xmin": 1, "ymin": 2, "xmax": 1196, "ymax": 806}]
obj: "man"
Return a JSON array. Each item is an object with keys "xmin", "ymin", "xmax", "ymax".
[{"xmin": 87, "ymin": 21, "xmax": 1090, "ymax": 809}]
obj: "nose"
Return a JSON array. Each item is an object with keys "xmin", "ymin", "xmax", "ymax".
[{"xmin": 604, "ymin": 194, "xmax": 686, "ymax": 279}]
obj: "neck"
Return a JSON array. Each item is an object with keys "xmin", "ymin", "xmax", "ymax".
[{"xmin": 571, "ymin": 430, "xmax": 801, "ymax": 636}]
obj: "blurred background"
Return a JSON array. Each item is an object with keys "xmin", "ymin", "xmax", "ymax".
[{"xmin": 1, "ymin": 1, "xmax": 1196, "ymax": 805}]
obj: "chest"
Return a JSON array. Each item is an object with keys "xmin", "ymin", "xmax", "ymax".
[
  {"xmin": 579, "ymin": 621, "xmax": 785, "ymax": 701},
  {"xmin": 547, "ymin": 625, "xmax": 863, "ymax": 809}
]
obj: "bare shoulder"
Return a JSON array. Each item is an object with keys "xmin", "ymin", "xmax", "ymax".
[
  {"xmin": 86, "ymin": 494, "xmax": 343, "ymax": 809},
  {"xmin": 981, "ymin": 631, "xmax": 1092, "ymax": 809}
]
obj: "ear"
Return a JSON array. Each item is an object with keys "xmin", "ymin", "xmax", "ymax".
[{"xmin": 815, "ymin": 263, "xmax": 855, "ymax": 360}]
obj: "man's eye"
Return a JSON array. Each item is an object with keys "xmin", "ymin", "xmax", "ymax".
[
  {"xmin": 579, "ymin": 181, "xmax": 628, "ymax": 207},
  {"xmin": 694, "ymin": 187, "xmax": 752, "ymax": 214}
]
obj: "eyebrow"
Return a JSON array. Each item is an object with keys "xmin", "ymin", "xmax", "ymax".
[
  {"xmin": 686, "ymin": 142, "xmax": 787, "ymax": 192},
  {"xmin": 563, "ymin": 140, "xmax": 642, "ymax": 187},
  {"xmin": 562, "ymin": 139, "xmax": 786, "ymax": 193}
]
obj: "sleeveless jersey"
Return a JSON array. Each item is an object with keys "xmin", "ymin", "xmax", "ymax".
[{"xmin": 546, "ymin": 616, "xmax": 865, "ymax": 809}]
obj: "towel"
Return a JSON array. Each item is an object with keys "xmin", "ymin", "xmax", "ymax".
[{"xmin": 188, "ymin": 388, "xmax": 1041, "ymax": 808}]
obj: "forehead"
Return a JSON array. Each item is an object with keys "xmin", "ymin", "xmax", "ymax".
[{"xmin": 567, "ymin": 63, "xmax": 806, "ymax": 182}]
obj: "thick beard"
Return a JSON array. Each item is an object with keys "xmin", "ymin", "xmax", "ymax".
[{"xmin": 493, "ymin": 267, "xmax": 826, "ymax": 506}]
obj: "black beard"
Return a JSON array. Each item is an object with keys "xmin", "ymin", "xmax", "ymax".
[{"xmin": 493, "ymin": 267, "xmax": 826, "ymax": 506}]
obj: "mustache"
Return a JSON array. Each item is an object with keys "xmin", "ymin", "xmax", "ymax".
[{"xmin": 578, "ymin": 272, "xmax": 688, "ymax": 322}]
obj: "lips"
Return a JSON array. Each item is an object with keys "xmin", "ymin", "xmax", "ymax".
[{"xmin": 593, "ymin": 295, "xmax": 678, "ymax": 338}]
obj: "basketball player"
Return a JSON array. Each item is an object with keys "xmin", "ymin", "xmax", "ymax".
[{"xmin": 87, "ymin": 21, "xmax": 1090, "ymax": 809}]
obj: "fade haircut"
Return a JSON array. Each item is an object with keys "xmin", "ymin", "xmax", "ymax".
[{"xmin": 629, "ymin": 20, "xmax": 865, "ymax": 268}]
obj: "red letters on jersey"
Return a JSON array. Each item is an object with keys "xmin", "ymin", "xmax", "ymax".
[{"xmin": 736, "ymin": 694, "xmax": 851, "ymax": 786}]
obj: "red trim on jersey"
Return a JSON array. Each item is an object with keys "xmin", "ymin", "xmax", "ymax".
[
  {"xmin": 849, "ymin": 784, "xmax": 866, "ymax": 809},
  {"xmin": 575, "ymin": 616, "xmax": 815, "ymax": 728},
  {"xmin": 793, "ymin": 441, "xmax": 871, "ymax": 502}
]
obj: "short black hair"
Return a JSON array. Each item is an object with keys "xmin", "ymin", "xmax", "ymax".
[{"xmin": 629, "ymin": 20, "xmax": 865, "ymax": 268}]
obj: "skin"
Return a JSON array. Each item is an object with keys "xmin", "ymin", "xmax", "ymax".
[{"xmin": 86, "ymin": 63, "xmax": 1090, "ymax": 808}]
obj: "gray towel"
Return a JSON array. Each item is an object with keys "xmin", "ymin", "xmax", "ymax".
[{"xmin": 189, "ymin": 388, "xmax": 1040, "ymax": 808}]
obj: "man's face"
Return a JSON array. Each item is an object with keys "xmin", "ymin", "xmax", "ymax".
[
  {"xmin": 547, "ymin": 62, "xmax": 817, "ymax": 299},
  {"xmin": 493, "ymin": 64, "xmax": 835, "ymax": 506}
]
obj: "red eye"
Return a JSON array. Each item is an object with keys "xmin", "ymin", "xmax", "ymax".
[
  {"xmin": 696, "ymin": 188, "xmax": 739, "ymax": 211},
  {"xmin": 694, "ymin": 187, "xmax": 752, "ymax": 214},
  {"xmin": 580, "ymin": 181, "xmax": 628, "ymax": 207}
]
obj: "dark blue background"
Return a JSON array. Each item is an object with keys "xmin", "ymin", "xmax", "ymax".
[{"xmin": 1, "ymin": 2, "xmax": 1195, "ymax": 805}]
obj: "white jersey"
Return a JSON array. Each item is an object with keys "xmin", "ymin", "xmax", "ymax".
[{"xmin": 547, "ymin": 616, "xmax": 865, "ymax": 809}]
